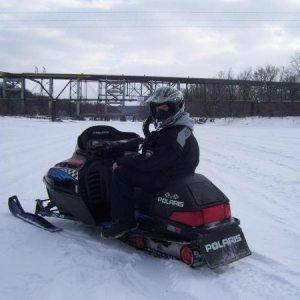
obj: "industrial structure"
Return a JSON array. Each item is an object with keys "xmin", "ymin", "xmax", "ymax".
[{"xmin": 0, "ymin": 72, "xmax": 299, "ymax": 120}]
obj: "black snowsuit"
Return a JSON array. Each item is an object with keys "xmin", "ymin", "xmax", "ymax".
[{"xmin": 110, "ymin": 123, "xmax": 199, "ymax": 221}]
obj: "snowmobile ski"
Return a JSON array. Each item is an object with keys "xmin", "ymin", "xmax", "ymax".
[{"xmin": 8, "ymin": 196, "xmax": 62, "ymax": 233}]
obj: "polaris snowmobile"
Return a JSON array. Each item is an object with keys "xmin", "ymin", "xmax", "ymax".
[{"xmin": 8, "ymin": 122, "xmax": 251, "ymax": 268}]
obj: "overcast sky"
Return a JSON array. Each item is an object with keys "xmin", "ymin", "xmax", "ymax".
[{"xmin": 0, "ymin": 0, "xmax": 299, "ymax": 78}]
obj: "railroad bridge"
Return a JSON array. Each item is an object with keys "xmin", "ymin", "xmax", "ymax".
[{"xmin": 0, "ymin": 72, "xmax": 299, "ymax": 120}]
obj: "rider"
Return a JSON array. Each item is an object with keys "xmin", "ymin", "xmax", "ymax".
[{"xmin": 101, "ymin": 86, "xmax": 199, "ymax": 238}]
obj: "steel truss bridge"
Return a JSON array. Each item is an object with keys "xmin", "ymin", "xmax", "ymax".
[
  {"xmin": 0, "ymin": 72, "xmax": 299, "ymax": 120},
  {"xmin": 0, "ymin": 72, "xmax": 190, "ymax": 103}
]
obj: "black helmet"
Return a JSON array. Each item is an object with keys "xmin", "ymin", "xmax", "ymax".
[{"xmin": 146, "ymin": 86, "xmax": 184, "ymax": 127}]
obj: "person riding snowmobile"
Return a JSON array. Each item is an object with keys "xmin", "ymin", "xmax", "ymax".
[{"xmin": 101, "ymin": 86, "xmax": 199, "ymax": 239}]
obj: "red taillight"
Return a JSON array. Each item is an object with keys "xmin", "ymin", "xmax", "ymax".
[
  {"xmin": 202, "ymin": 204, "xmax": 226, "ymax": 224},
  {"xmin": 170, "ymin": 211, "xmax": 204, "ymax": 227},
  {"xmin": 170, "ymin": 204, "xmax": 231, "ymax": 227},
  {"xmin": 224, "ymin": 204, "xmax": 231, "ymax": 219}
]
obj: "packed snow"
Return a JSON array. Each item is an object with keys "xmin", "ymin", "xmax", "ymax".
[{"xmin": 0, "ymin": 116, "xmax": 299, "ymax": 300}]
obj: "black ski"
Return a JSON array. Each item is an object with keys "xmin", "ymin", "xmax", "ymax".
[{"xmin": 8, "ymin": 195, "xmax": 62, "ymax": 233}]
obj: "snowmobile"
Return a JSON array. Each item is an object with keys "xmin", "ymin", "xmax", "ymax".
[{"xmin": 8, "ymin": 121, "xmax": 251, "ymax": 268}]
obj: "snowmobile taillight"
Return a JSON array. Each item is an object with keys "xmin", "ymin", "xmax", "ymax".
[
  {"xmin": 202, "ymin": 204, "xmax": 231, "ymax": 224},
  {"xmin": 170, "ymin": 211, "xmax": 203, "ymax": 227},
  {"xmin": 224, "ymin": 203, "xmax": 231, "ymax": 219},
  {"xmin": 170, "ymin": 204, "xmax": 231, "ymax": 227}
]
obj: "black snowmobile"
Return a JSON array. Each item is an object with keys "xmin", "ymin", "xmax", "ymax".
[{"xmin": 8, "ymin": 122, "xmax": 251, "ymax": 268}]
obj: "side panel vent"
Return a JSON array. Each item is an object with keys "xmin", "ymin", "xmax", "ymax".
[{"xmin": 87, "ymin": 170, "xmax": 104, "ymax": 203}]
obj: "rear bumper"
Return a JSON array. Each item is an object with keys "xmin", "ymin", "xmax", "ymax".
[
  {"xmin": 196, "ymin": 218, "xmax": 251, "ymax": 268},
  {"xmin": 196, "ymin": 217, "xmax": 240, "ymax": 234}
]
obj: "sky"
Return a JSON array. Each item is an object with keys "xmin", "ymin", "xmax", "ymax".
[{"xmin": 0, "ymin": 0, "xmax": 299, "ymax": 78}]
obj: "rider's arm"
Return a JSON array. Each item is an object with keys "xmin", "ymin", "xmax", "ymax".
[{"xmin": 116, "ymin": 128, "xmax": 186, "ymax": 172}]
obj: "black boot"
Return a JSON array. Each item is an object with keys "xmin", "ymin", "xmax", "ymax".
[{"xmin": 101, "ymin": 220, "xmax": 138, "ymax": 239}]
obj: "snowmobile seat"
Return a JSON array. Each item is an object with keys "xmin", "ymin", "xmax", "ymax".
[
  {"xmin": 77, "ymin": 125, "xmax": 141, "ymax": 151},
  {"xmin": 75, "ymin": 125, "xmax": 143, "ymax": 159}
]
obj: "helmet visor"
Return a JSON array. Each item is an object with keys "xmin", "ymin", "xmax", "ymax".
[{"xmin": 150, "ymin": 102, "xmax": 177, "ymax": 119}]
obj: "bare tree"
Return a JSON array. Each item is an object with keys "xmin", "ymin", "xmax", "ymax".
[
  {"xmin": 217, "ymin": 69, "xmax": 234, "ymax": 80},
  {"xmin": 290, "ymin": 52, "xmax": 300, "ymax": 74},
  {"xmin": 253, "ymin": 65, "xmax": 280, "ymax": 82},
  {"xmin": 278, "ymin": 66, "xmax": 297, "ymax": 82},
  {"xmin": 237, "ymin": 67, "xmax": 253, "ymax": 80},
  {"xmin": 289, "ymin": 52, "xmax": 300, "ymax": 82}
]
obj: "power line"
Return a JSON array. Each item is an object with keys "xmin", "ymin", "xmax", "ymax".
[
  {"xmin": 1, "ymin": 19, "xmax": 299, "ymax": 22},
  {"xmin": 0, "ymin": 10, "xmax": 300, "ymax": 14},
  {"xmin": 1, "ymin": 25, "xmax": 299, "ymax": 29}
]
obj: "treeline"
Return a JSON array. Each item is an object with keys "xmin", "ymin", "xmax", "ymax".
[
  {"xmin": 0, "ymin": 82, "xmax": 45, "ymax": 99},
  {"xmin": 183, "ymin": 53, "xmax": 300, "ymax": 118},
  {"xmin": 184, "ymin": 52, "xmax": 299, "ymax": 103},
  {"xmin": 216, "ymin": 52, "xmax": 299, "ymax": 82}
]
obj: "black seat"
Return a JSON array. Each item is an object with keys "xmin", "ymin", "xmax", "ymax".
[{"xmin": 77, "ymin": 125, "xmax": 140, "ymax": 151}]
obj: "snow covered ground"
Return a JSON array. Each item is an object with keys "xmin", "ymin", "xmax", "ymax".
[{"xmin": 0, "ymin": 116, "xmax": 299, "ymax": 300}]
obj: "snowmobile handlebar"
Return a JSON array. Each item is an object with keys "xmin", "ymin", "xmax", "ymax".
[
  {"xmin": 143, "ymin": 116, "xmax": 154, "ymax": 137},
  {"xmin": 88, "ymin": 137, "xmax": 144, "ymax": 152}
]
